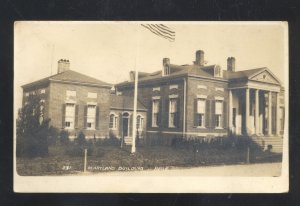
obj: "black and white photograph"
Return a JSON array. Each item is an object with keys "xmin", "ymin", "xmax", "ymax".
[{"xmin": 13, "ymin": 21, "xmax": 288, "ymax": 193}]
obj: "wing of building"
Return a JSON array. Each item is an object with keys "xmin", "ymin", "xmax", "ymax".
[
  {"xmin": 116, "ymin": 50, "xmax": 285, "ymax": 151},
  {"xmin": 21, "ymin": 59, "xmax": 147, "ymax": 140},
  {"xmin": 21, "ymin": 51, "xmax": 285, "ymax": 151}
]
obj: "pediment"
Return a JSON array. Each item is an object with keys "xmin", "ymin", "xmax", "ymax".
[{"xmin": 249, "ymin": 69, "xmax": 281, "ymax": 85}]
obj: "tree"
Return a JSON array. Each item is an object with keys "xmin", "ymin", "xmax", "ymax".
[{"xmin": 16, "ymin": 93, "xmax": 51, "ymax": 158}]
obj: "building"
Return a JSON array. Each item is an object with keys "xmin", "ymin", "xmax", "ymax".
[
  {"xmin": 21, "ymin": 50, "xmax": 285, "ymax": 151},
  {"xmin": 21, "ymin": 59, "xmax": 147, "ymax": 141},
  {"xmin": 116, "ymin": 50, "xmax": 285, "ymax": 149}
]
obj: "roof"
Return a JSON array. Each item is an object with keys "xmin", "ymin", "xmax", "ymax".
[
  {"xmin": 224, "ymin": 67, "xmax": 266, "ymax": 81},
  {"xmin": 22, "ymin": 70, "xmax": 112, "ymax": 88},
  {"xmin": 110, "ymin": 94, "xmax": 147, "ymax": 111},
  {"xmin": 118, "ymin": 64, "xmax": 221, "ymax": 86}
]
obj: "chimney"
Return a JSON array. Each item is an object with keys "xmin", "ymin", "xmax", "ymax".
[
  {"xmin": 57, "ymin": 59, "xmax": 70, "ymax": 73},
  {"xmin": 227, "ymin": 57, "xmax": 235, "ymax": 72},
  {"xmin": 162, "ymin": 58, "xmax": 170, "ymax": 76},
  {"xmin": 194, "ymin": 50, "xmax": 204, "ymax": 66},
  {"xmin": 163, "ymin": 58, "xmax": 170, "ymax": 66}
]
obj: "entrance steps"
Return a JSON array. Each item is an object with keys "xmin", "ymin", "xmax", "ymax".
[{"xmin": 250, "ymin": 135, "xmax": 283, "ymax": 153}]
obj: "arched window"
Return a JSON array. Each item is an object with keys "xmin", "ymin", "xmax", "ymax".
[
  {"xmin": 136, "ymin": 115, "xmax": 144, "ymax": 130},
  {"xmin": 109, "ymin": 113, "xmax": 118, "ymax": 129}
]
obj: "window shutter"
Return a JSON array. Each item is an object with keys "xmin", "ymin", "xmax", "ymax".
[
  {"xmin": 205, "ymin": 99, "xmax": 210, "ymax": 128},
  {"xmin": 84, "ymin": 105, "xmax": 87, "ymax": 129},
  {"xmin": 194, "ymin": 99, "xmax": 198, "ymax": 126},
  {"xmin": 165, "ymin": 99, "xmax": 169, "ymax": 127},
  {"xmin": 175, "ymin": 99, "xmax": 180, "ymax": 127},
  {"xmin": 157, "ymin": 99, "xmax": 162, "ymax": 126},
  {"xmin": 75, "ymin": 104, "xmax": 79, "ymax": 129},
  {"xmin": 211, "ymin": 100, "xmax": 216, "ymax": 129},
  {"xmin": 96, "ymin": 105, "xmax": 100, "ymax": 130},
  {"xmin": 223, "ymin": 101, "xmax": 227, "ymax": 128},
  {"xmin": 148, "ymin": 100, "xmax": 152, "ymax": 128},
  {"xmin": 62, "ymin": 104, "xmax": 66, "ymax": 128}
]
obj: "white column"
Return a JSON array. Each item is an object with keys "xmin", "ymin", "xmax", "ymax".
[
  {"xmin": 255, "ymin": 89, "xmax": 259, "ymax": 135},
  {"xmin": 245, "ymin": 88, "xmax": 250, "ymax": 135},
  {"xmin": 268, "ymin": 91, "xmax": 272, "ymax": 135},
  {"xmin": 276, "ymin": 92, "xmax": 280, "ymax": 135},
  {"xmin": 228, "ymin": 90, "xmax": 233, "ymax": 133}
]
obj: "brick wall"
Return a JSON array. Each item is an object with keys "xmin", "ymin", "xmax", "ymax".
[
  {"xmin": 186, "ymin": 77, "xmax": 229, "ymax": 137},
  {"xmin": 48, "ymin": 82, "xmax": 111, "ymax": 138}
]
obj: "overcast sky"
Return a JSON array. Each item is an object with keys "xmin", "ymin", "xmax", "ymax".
[{"xmin": 14, "ymin": 21, "xmax": 288, "ymax": 112}]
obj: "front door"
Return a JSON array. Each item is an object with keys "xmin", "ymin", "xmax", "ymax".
[{"xmin": 123, "ymin": 118, "xmax": 129, "ymax": 137}]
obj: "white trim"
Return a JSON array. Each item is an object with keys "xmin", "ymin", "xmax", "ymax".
[
  {"xmin": 152, "ymin": 96, "xmax": 161, "ymax": 100},
  {"xmin": 215, "ymin": 87, "xmax": 224, "ymax": 92},
  {"xmin": 65, "ymin": 99, "xmax": 76, "ymax": 104},
  {"xmin": 197, "ymin": 85, "xmax": 207, "ymax": 89},
  {"xmin": 87, "ymin": 102, "xmax": 97, "ymax": 106},
  {"xmin": 153, "ymin": 87, "xmax": 160, "ymax": 91},
  {"xmin": 146, "ymin": 131, "xmax": 227, "ymax": 136},
  {"xmin": 169, "ymin": 84, "xmax": 178, "ymax": 90},
  {"xmin": 215, "ymin": 96, "xmax": 224, "ymax": 101},
  {"xmin": 196, "ymin": 94, "xmax": 207, "ymax": 99},
  {"xmin": 169, "ymin": 94, "xmax": 178, "ymax": 98}
]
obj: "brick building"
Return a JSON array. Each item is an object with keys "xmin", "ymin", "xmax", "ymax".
[
  {"xmin": 21, "ymin": 59, "xmax": 147, "ymax": 141},
  {"xmin": 116, "ymin": 50, "xmax": 285, "ymax": 148},
  {"xmin": 21, "ymin": 50, "xmax": 285, "ymax": 150}
]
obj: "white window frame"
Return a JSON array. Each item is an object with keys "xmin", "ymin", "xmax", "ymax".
[
  {"xmin": 65, "ymin": 103, "xmax": 75, "ymax": 129},
  {"xmin": 196, "ymin": 98, "xmax": 206, "ymax": 128},
  {"xmin": 25, "ymin": 92, "xmax": 29, "ymax": 97},
  {"xmin": 168, "ymin": 98, "xmax": 178, "ymax": 128},
  {"xmin": 215, "ymin": 100, "xmax": 223, "ymax": 129},
  {"xmin": 40, "ymin": 89, "xmax": 46, "ymax": 94},
  {"xmin": 109, "ymin": 113, "xmax": 118, "ymax": 130},
  {"xmin": 152, "ymin": 99, "xmax": 160, "ymax": 127},
  {"xmin": 169, "ymin": 84, "xmax": 178, "ymax": 90},
  {"xmin": 136, "ymin": 115, "xmax": 144, "ymax": 131},
  {"xmin": 215, "ymin": 87, "xmax": 224, "ymax": 92},
  {"xmin": 86, "ymin": 104, "xmax": 96, "ymax": 130}
]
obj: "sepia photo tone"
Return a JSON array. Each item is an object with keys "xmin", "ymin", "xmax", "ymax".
[{"xmin": 14, "ymin": 21, "xmax": 288, "ymax": 193}]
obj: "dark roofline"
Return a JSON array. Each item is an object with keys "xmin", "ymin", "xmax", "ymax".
[{"xmin": 117, "ymin": 72, "xmax": 228, "ymax": 88}]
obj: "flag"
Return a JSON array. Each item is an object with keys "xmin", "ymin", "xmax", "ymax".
[{"xmin": 141, "ymin": 24, "xmax": 175, "ymax": 42}]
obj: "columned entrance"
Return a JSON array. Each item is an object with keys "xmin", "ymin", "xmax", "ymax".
[{"xmin": 229, "ymin": 88, "xmax": 281, "ymax": 137}]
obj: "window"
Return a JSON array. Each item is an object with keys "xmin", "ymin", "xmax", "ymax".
[
  {"xmin": 215, "ymin": 100, "xmax": 223, "ymax": 128},
  {"xmin": 40, "ymin": 89, "xmax": 46, "ymax": 94},
  {"xmin": 136, "ymin": 115, "xmax": 144, "ymax": 130},
  {"xmin": 169, "ymin": 98, "xmax": 178, "ymax": 128},
  {"xmin": 88, "ymin": 92, "xmax": 97, "ymax": 98},
  {"xmin": 109, "ymin": 113, "xmax": 118, "ymax": 129},
  {"xmin": 66, "ymin": 90, "xmax": 76, "ymax": 98},
  {"xmin": 280, "ymin": 107, "xmax": 284, "ymax": 131},
  {"xmin": 214, "ymin": 66, "xmax": 222, "ymax": 77},
  {"xmin": 195, "ymin": 98, "xmax": 206, "ymax": 127},
  {"xmin": 65, "ymin": 103, "xmax": 75, "ymax": 129},
  {"xmin": 152, "ymin": 100, "xmax": 160, "ymax": 127},
  {"xmin": 215, "ymin": 87, "xmax": 224, "ymax": 92},
  {"xmin": 153, "ymin": 87, "xmax": 160, "ymax": 92},
  {"xmin": 25, "ymin": 92, "xmax": 29, "ymax": 97},
  {"xmin": 86, "ymin": 105, "xmax": 96, "ymax": 129}
]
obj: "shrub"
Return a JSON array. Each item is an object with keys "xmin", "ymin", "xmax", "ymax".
[
  {"xmin": 75, "ymin": 131, "xmax": 86, "ymax": 146},
  {"xmin": 59, "ymin": 130, "xmax": 70, "ymax": 145}
]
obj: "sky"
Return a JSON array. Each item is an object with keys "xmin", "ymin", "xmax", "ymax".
[{"xmin": 14, "ymin": 21, "xmax": 288, "ymax": 113}]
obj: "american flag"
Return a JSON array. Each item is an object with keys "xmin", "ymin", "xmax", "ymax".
[{"xmin": 141, "ymin": 24, "xmax": 175, "ymax": 42}]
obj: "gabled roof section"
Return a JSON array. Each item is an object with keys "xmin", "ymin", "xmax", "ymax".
[
  {"xmin": 22, "ymin": 70, "xmax": 112, "ymax": 89},
  {"xmin": 110, "ymin": 94, "xmax": 147, "ymax": 111},
  {"xmin": 224, "ymin": 67, "xmax": 281, "ymax": 85}
]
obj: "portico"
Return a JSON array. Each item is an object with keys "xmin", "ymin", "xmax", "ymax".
[{"xmin": 227, "ymin": 68, "xmax": 283, "ymax": 137}]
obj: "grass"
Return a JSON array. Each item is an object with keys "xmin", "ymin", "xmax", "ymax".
[{"xmin": 16, "ymin": 143, "xmax": 282, "ymax": 176}]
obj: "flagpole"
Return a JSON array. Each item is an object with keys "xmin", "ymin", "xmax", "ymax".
[{"xmin": 131, "ymin": 25, "xmax": 140, "ymax": 154}]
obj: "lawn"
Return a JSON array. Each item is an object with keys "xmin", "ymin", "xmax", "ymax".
[{"xmin": 16, "ymin": 143, "xmax": 282, "ymax": 176}]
